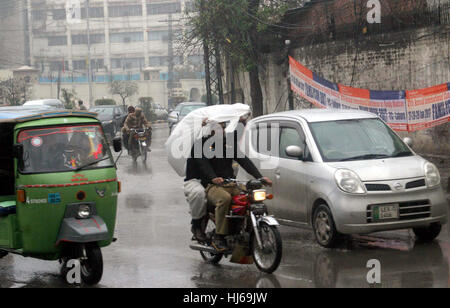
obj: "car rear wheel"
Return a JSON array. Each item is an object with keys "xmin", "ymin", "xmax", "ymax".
[
  {"xmin": 313, "ymin": 204, "xmax": 342, "ymax": 248},
  {"xmin": 413, "ymin": 223, "xmax": 442, "ymax": 242}
]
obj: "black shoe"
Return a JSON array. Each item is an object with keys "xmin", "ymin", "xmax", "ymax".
[
  {"xmin": 212, "ymin": 236, "xmax": 228, "ymax": 252},
  {"xmin": 191, "ymin": 226, "xmax": 207, "ymax": 242}
]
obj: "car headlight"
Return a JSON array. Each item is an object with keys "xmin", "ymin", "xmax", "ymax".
[
  {"xmin": 424, "ymin": 162, "xmax": 440, "ymax": 188},
  {"xmin": 334, "ymin": 169, "xmax": 366, "ymax": 194},
  {"xmin": 77, "ymin": 204, "xmax": 91, "ymax": 219},
  {"xmin": 253, "ymin": 190, "xmax": 267, "ymax": 202}
]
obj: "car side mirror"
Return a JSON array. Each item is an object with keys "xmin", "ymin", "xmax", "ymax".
[
  {"xmin": 13, "ymin": 144, "xmax": 24, "ymax": 170},
  {"xmin": 112, "ymin": 137, "xmax": 122, "ymax": 153},
  {"xmin": 285, "ymin": 145, "xmax": 304, "ymax": 159},
  {"xmin": 13, "ymin": 144, "xmax": 24, "ymax": 159},
  {"xmin": 403, "ymin": 137, "xmax": 413, "ymax": 148}
]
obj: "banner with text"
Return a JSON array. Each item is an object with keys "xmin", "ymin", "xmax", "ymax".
[{"xmin": 289, "ymin": 56, "xmax": 449, "ymax": 132}]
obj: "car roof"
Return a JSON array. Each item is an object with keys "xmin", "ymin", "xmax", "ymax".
[
  {"xmin": 24, "ymin": 99, "xmax": 62, "ymax": 105},
  {"xmin": 179, "ymin": 102, "xmax": 206, "ymax": 106},
  {"xmin": 0, "ymin": 106, "xmax": 98, "ymax": 123},
  {"xmin": 255, "ymin": 109, "xmax": 379, "ymax": 123},
  {"xmin": 89, "ymin": 105, "xmax": 117, "ymax": 108}
]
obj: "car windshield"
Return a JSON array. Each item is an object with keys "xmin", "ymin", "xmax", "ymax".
[
  {"xmin": 18, "ymin": 124, "xmax": 114, "ymax": 173},
  {"xmin": 180, "ymin": 105, "xmax": 204, "ymax": 116},
  {"xmin": 309, "ymin": 118, "xmax": 413, "ymax": 162}
]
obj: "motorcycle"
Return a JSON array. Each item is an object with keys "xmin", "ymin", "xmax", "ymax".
[
  {"xmin": 190, "ymin": 179, "xmax": 283, "ymax": 274},
  {"xmin": 130, "ymin": 128, "xmax": 150, "ymax": 165}
]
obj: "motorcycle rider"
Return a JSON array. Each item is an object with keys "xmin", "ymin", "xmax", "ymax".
[
  {"xmin": 123, "ymin": 107, "xmax": 152, "ymax": 157},
  {"xmin": 122, "ymin": 106, "xmax": 135, "ymax": 152},
  {"xmin": 190, "ymin": 115, "xmax": 272, "ymax": 251}
]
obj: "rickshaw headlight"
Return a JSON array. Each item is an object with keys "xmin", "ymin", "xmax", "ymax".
[
  {"xmin": 253, "ymin": 190, "xmax": 267, "ymax": 202},
  {"xmin": 77, "ymin": 204, "xmax": 91, "ymax": 219}
]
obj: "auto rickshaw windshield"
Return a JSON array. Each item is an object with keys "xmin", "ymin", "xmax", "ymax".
[{"xmin": 17, "ymin": 124, "xmax": 114, "ymax": 173}]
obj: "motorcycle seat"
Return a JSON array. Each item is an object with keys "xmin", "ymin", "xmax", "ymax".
[{"xmin": 0, "ymin": 200, "xmax": 16, "ymax": 217}]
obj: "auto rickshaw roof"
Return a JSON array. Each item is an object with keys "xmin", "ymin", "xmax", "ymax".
[{"xmin": 0, "ymin": 106, "xmax": 98, "ymax": 123}]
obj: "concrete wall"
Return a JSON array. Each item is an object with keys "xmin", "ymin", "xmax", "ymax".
[{"xmin": 0, "ymin": 0, "xmax": 27, "ymax": 69}]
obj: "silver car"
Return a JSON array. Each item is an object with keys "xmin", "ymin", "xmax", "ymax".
[
  {"xmin": 168, "ymin": 102, "xmax": 206, "ymax": 132},
  {"xmin": 242, "ymin": 109, "xmax": 448, "ymax": 248}
]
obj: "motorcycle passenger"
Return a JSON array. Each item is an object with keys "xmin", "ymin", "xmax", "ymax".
[
  {"xmin": 184, "ymin": 118, "xmax": 210, "ymax": 242},
  {"xmin": 122, "ymin": 106, "xmax": 136, "ymax": 152},
  {"xmin": 191, "ymin": 116, "xmax": 272, "ymax": 251},
  {"xmin": 123, "ymin": 107, "xmax": 152, "ymax": 157}
]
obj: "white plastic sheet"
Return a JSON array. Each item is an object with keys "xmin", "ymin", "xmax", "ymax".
[{"xmin": 165, "ymin": 103, "xmax": 251, "ymax": 177}]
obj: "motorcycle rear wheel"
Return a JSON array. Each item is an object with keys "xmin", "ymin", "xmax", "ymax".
[
  {"xmin": 251, "ymin": 222, "xmax": 282, "ymax": 274},
  {"xmin": 200, "ymin": 219, "xmax": 223, "ymax": 264}
]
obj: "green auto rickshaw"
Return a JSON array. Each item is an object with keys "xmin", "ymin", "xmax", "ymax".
[{"xmin": 0, "ymin": 107, "xmax": 122, "ymax": 285}]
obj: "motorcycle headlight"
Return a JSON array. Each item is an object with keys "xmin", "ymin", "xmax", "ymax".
[
  {"xmin": 77, "ymin": 204, "xmax": 91, "ymax": 219},
  {"xmin": 253, "ymin": 190, "xmax": 267, "ymax": 202},
  {"xmin": 102, "ymin": 120, "xmax": 113, "ymax": 125},
  {"xmin": 424, "ymin": 162, "xmax": 440, "ymax": 188},
  {"xmin": 334, "ymin": 169, "xmax": 366, "ymax": 194}
]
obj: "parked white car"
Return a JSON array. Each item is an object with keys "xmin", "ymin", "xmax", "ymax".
[
  {"xmin": 23, "ymin": 99, "xmax": 64, "ymax": 109},
  {"xmin": 241, "ymin": 109, "xmax": 448, "ymax": 248}
]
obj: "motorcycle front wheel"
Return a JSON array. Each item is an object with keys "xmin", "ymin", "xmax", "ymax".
[
  {"xmin": 200, "ymin": 219, "xmax": 223, "ymax": 264},
  {"xmin": 251, "ymin": 222, "xmax": 282, "ymax": 274}
]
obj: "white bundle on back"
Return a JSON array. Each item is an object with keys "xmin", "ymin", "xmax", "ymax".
[{"xmin": 165, "ymin": 103, "xmax": 251, "ymax": 176}]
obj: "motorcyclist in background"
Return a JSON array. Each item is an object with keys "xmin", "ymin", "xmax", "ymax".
[
  {"xmin": 122, "ymin": 106, "xmax": 135, "ymax": 152},
  {"xmin": 123, "ymin": 107, "xmax": 152, "ymax": 156}
]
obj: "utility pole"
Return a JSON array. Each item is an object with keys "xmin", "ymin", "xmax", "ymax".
[
  {"xmin": 85, "ymin": 0, "xmax": 93, "ymax": 106},
  {"xmin": 167, "ymin": 14, "xmax": 175, "ymax": 96}
]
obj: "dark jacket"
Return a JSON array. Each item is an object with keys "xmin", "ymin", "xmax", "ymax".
[{"xmin": 185, "ymin": 132, "xmax": 262, "ymax": 187}]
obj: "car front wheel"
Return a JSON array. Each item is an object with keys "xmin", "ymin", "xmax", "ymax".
[
  {"xmin": 413, "ymin": 223, "xmax": 442, "ymax": 242},
  {"xmin": 313, "ymin": 204, "xmax": 342, "ymax": 248}
]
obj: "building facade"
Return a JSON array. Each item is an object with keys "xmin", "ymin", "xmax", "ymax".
[{"xmin": 19, "ymin": 0, "xmax": 205, "ymax": 106}]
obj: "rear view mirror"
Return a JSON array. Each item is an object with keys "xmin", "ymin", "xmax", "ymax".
[
  {"xmin": 285, "ymin": 145, "xmax": 304, "ymax": 159},
  {"xmin": 13, "ymin": 144, "xmax": 24, "ymax": 159},
  {"xmin": 13, "ymin": 144, "xmax": 24, "ymax": 170},
  {"xmin": 403, "ymin": 137, "xmax": 413, "ymax": 148},
  {"xmin": 112, "ymin": 137, "xmax": 122, "ymax": 153}
]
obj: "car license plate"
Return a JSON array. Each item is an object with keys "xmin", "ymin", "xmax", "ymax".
[{"xmin": 373, "ymin": 204, "xmax": 399, "ymax": 221}]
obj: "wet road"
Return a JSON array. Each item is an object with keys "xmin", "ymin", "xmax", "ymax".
[{"xmin": 1, "ymin": 124, "xmax": 449, "ymax": 288}]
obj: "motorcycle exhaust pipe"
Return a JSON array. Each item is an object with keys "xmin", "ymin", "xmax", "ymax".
[{"xmin": 189, "ymin": 243, "xmax": 218, "ymax": 254}]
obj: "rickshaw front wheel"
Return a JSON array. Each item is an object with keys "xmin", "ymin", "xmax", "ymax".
[
  {"xmin": 61, "ymin": 242, "xmax": 103, "ymax": 286},
  {"xmin": 0, "ymin": 250, "xmax": 8, "ymax": 259},
  {"xmin": 80, "ymin": 242, "xmax": 103, "ymax": 285}
]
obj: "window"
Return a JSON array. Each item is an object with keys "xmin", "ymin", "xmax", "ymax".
[
  {"xmin": 251, "ymin": 122, "xmax": 274, "ymax": 155},
  {"xmin": 309, "ymin": 119, "xmax": 412, "ymax": 162},
  {"xmin": 53, "ymin": 9, "xmax": 66, "ymax": 20},
  {"xmin": 18, "ymin": 125, "xmax": 113, "ymax": 174},
  {"xmin": 187, "ymin": 55, "xmax": 204, "ymax": 65},
  {"xmin": 149, "ymin": 56, "xmax": 168, "ymax": 66},
  {"xmin": 73, "ymin": 59, "xmax": 104, "ymax": 71},
  {"xmin": 72, "ymin": 34, "xmax": 105, "ymax": 45},
  {"xmin": 111, "ymin": 58, "xmax": 145, "ymax": 70},
  {"xmin": 108, "ymin": 5, "xmax": 142, "ymax": 17},
  {"xmin": 110, "ymin": 32, "xmax": 143, "ymax": 43},
  {"xmin": 147, "ymin": 2, "xmax": 181, "ymax": 15},
  {"xmin": 32, "ymin": 10, "xmax": 46, "ymax": 21},
  {"xmin": 279, "ymin": 127, "xmax": 305, "ymax": 159},
  {"xmin": 49, "ymin": 61, "xmax": 69, "ymax": 71},
  {"xmin": 81, "ymin": 7, "xmax": 104, "ymax": 18},
  {"xmin": 148, "ymin": 30, "xmax": 169, "ymax": 41},
  {"xmin": 48, "ymin": 36, "xmax": 67, "ymax": 46}
]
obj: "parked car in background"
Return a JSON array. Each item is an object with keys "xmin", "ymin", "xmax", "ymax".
[
  {"xmin": 23, "ymin": 99, "xmax": 64, "ymax": 109},
  {"xmin": 242, "ymin": 109, "xmax": 447, "ymax": 248},
  {"xmin": 89, "ymin": 105, "xmax": 127, "ymax": 139},
  {"xmin": 152, "ymin": 103, "xmax": 168, "ymax": 120},
  {"xmin": 168, "ymin": 102, "xmax": 206, "ymax": 132}
]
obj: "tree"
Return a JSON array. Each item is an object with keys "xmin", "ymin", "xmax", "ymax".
[
  {"xmin": 181, "ymin": 0, "xmax": 304, "ymax": 116},
  {"xmin": 61, "ymin": 88, "xmax": 77, "ymax": 109},
  {"xmin": 0, "ymin": 77, "xmax": 33, "ymax": 106},
  {"xmin": 109, "ymin": 80, "xmax": 139, "ymax": 108},
  {"xmin": 95, "ymin": 98, "xmax": 117, "ymax": 106}
]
